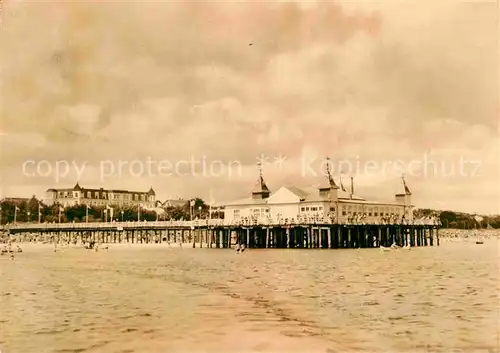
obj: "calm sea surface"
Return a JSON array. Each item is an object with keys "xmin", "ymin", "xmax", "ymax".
[{"xmin": 1, "ymin": 240, "xmax": 498, "ymax": 353}]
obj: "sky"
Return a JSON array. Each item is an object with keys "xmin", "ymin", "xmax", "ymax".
[{"xmin": 0, "ymin": 0, "xmax": 498, "ymax": 214}]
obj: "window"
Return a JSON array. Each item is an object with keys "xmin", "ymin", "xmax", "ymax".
[
  {"xmin": 87, "ymin": 192, "xmax": 91, "ymax": 198},
  {"xmin": 319, "ymin": 206, "xmax": 323, "ymax": 210},
  {"xmin": 95, "ymin": 192, "xmax": 99, "ymax": 199},
  {"xmin": 301, "ymin": 207, "xmax": 305, "ymax": 212},
  {"xmin": 306, "ymin": 207, "xmax": 310, "ymax": 211},
  {"xmin": 73, "ymin": 192, "xmax": 78, "ymax": 198},
  {"xmin": 374, "ymin": 212, "xmax": 378, "ymax": 216}
]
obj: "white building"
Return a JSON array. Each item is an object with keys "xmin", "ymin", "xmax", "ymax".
[{"xmin": 223, "ymin": 169, "xmax": 413, "ymax": 225}]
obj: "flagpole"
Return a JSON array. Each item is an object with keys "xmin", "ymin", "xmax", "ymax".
[
  {"xmin": 58, "ymin": 206, "xmax": 61, "ymax": 223},
  {"xmin": 209, "ymin": 190, "xmax": 213, "ymax": 220},
  {"xmin": 14, "ymin": 207, "xmax": 17, "ymax": 223},
  {"xmin": 38, "ymin": 202, "xmax": 42, "ymax": 223},
  {"xmin": 86, "ymin": 205, "xmax": 89, "ymax": 223}
]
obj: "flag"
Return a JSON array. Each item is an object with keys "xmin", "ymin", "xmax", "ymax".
[
  {"xmin": 15, "ymin": 206, "xmax": 20, "ymax": 211},
  {"xmin": 59, "ymin": 205, "xmax": 64, "ymax": 212},
  {"xmin": 190, "ymin": 200, "xmax": 195, "ymax": 207},
  {"xmin": 209, "ymin": 190, "xmax": 214, "ymax": 219},
  {"xmin": 340, "ymin": 175, "xmax": 347, "ymax": 192},
  {"xmin": 86, "ymin": 204, "xmax": 91, "ymax": 210},
  {"xmin": 106, "ymin": 205, "xmax": 114, "ymax": 219}
]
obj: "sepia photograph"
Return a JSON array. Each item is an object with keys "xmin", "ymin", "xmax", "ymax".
[{"xmin": 0, "ymin": 0, "xmax": 498, "ymax": 352}]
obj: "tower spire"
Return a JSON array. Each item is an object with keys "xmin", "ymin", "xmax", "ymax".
[
  {"xmin": 252, "ymin": 160, "xmax": 270, "ymax": 199},
  {"xmin": 401, "ymin": 173, "xmax": 412, "ymax": 195},
  {"xmin": 324, "ymin": 157, "xmax": 338, "ymax": 189},
  {"xmin": 339, "ymin": 174, "xmax": 347, "ymax": 192}
]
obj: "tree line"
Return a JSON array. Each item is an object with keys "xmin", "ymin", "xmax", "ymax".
[
  {"xmin": 413, "ymin": 208, "xmax": 500, "ymax": 229},
  {"xmin": 0, "ymin": 196, "xmax": 224, "ymax": 224}
]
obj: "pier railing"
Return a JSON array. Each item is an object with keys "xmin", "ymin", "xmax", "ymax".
[{"xmin": 1, "ymin": 219, "xmax": 223, "ymax": 230}]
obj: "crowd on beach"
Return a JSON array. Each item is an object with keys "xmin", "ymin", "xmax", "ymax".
[
  {"xmin": 438, "ymin": 228, "xmax": 498, "ymax": 239},
  {"xmin": 0, "ymin": 231, "xmax": 193, "ymax": 250}
]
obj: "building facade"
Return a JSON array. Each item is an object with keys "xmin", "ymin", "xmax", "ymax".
[
  {"xmin": 223, "ymin": 169, "xmax": 414, "ymax": 225},
  {"xmin": 44, "ymin": 183, "xmax": 156, "ymax": 208}
]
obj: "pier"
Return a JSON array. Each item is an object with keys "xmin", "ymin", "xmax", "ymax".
[{"xmin": 1, "ymin": 220, "xmax": 439, "ymax": 249}]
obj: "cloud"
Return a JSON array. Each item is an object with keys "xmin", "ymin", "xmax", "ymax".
[{"xmin": 0, "ymin": 0, "xmax": 497, "ymax": 214}]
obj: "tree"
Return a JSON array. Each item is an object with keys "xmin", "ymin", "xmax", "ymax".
[
  {"xmin": 27, "ymin": 195, "xmax": 39, "ymax": 222},
  {"xmin": 165, "ymin": 206, "xmax": 189, "ymax": 220},
  {"xmin": 181, "ymin": 198, "xmax": 209, "ymax": 219},
  {"xmin": 65, "ymin": 205, "xmax": 88, "ymax": 222}
]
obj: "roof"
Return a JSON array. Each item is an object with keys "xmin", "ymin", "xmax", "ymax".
[
  {"xmin": 395, "ymin": 177, "xmax": 412, "ymax": 195},
  {"xmin": 46, "ymin": 186, "xmax": 150, "ymax": 194},
  {"xmin": 284, "ymin": 186, "xmax": 309, "ymax": 200},
  {"xmin": 337, "ymin": 189, "xmax": 366, "ymax": 201},
  {"xmin": 147, "ymin": 187, "xmax": 156, "ymax": 196},
  {"xmin": 224, "ymin": 183, "xmax": 382, "ymax": 207},
  {"xmin": 1, "ymin": 197, "xmax": 30, "ymax": 202},
  {"xmin": 225, "ymin": 197, "xmax": 269, "ymax": 207},
  {"xmin": 224, "ymin": 175, "xmax": 411, "ymax": 207},
  {"xmin": 251, "ymin": 175, "xmax": 271, "ymax": 194}
]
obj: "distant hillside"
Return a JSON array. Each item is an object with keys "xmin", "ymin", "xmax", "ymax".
[{"xmin": 413, "ymin": 208, "xmax": 500, "ymax": 229}]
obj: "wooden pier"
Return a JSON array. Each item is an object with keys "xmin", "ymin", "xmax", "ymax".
[{"xmin": 1, "ymin": 221, "xmax": 440, "ymax": 249}]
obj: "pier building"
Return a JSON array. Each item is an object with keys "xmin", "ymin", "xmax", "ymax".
[{"xmin": 223, "ymin": 162, "xmax": 413, "ymax": 226}]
